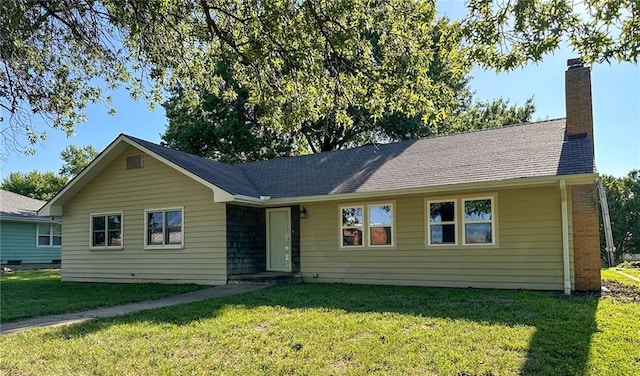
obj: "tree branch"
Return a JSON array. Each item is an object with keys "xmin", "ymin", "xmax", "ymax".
[{"xmin": 198, "ymin": 0, "xmax": 250, "ymax": 63}]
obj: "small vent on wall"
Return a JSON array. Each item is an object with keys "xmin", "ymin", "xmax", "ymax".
[{"xmin": 126, "ymin": 154, "xmax": 143, "ymax": 170}]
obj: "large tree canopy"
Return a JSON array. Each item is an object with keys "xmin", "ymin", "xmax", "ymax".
[
  {"xmin": 162, "ymin": 63, "xmax": 536, "ymax": 159},
  {"xmin": 162, "ymin": 63, "xmax": 297, "ymax": 163},
  {"xmin": 2, "ymin": 0, "xmax": 637, "ymax": 154}
]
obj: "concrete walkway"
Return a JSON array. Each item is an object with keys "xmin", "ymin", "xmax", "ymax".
[{"xmin": 1, "ymin": 284, "xmax": 267, "ymax": 335}]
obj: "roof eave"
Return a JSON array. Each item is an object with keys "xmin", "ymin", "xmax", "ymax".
[
  {"xmin": 246, "ymin": 173, "xmax": 598, "ymax": 205},
  {"xmin": 38, "ymin": 135, "xmax": 237, "ymax": 216},
  {"xmin": 0, "ymin": 216, "xmax": 61, "ymax": 224}
]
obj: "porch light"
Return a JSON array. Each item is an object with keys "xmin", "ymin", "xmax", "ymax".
[{"xmin": 300, "ymin": 207, "xmax": 308, "ymax": 219}]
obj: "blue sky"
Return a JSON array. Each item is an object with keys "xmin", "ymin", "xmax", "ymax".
[{"xmin": 1, "ymin": 3, "xmax": 638, "ymax": 179}]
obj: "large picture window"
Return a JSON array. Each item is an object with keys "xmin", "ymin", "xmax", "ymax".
[
  {"xmin": 463, "ymin": 198, "xmax": 494, "ymax": 245},
  {"xmin": 340, "ymin": 203, "xmax": 394, "ymax": 248},
  {"xmin": 428, "ymin": 200, "xmax": 456, "ymax": 245},
  {"xmin": 91, "ymin": 213, "xmax": 122, "ymax": 248},
  {"xmin": 37, "ymin": 224, "xmax": 62, "ymax": 247},
  {"xmin": 145, "ymin": 208, "xmax": 183, "ymax": 248}
]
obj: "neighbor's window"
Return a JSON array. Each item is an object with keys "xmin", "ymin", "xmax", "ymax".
[
  {"xmin": 146, "ymin": 208, "xmax": 183, "ymax": 247},
  {"xmin": 368, "ymin": 204, "xmax": 393, "ymax": 246},
  {"xmin": 91, "ymin": 213, "xmax": 122, "ymax": 248},
  {"xmin": 37, "ymin": 224, "xmax": 62, "ymax": 247},
  {"xmin": 463, "ymin": 198, "xmax": 494, "ymax": 244},
  {"xmin": 428, "ymin": 200, "xmax": 456, "ymax": 245},
  {"xmin": 341, "ymin": 206, "xmax": 363, "ymax": 247}
]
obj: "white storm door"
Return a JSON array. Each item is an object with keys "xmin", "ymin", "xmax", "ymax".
[{"xmin": 266, "ymin": 208, "xmax": 291, "ymax": 271}]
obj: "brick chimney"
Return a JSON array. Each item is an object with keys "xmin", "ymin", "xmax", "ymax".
[
  {"xmin": 565, "ymin": 57, "xmax": 601, "ymax": 291},
  {"xmin": 565, "ymin": 58, "xmax": 594, "ymax": 151}
]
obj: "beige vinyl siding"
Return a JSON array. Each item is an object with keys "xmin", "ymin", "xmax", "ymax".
[
  {"xmin": 301, "ymin": 185, "xmax": 569, "ymax": 290},
  {"xmin": 62, "ymin": 146, "xmax": 226, "ymax": 284}
]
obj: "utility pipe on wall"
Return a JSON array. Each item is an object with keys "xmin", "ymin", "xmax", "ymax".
[{"xmin": 560, "ymin": 180, "xmax": 571, "ymax": 295}]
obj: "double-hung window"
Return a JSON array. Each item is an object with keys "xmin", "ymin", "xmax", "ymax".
[
  {"xmin": 37, "ymin": 224, "xmax": 62, "ymax": 247},
  {"xmin": 91, "ymin": 213, "xmax": 122, "ymax": 248},
  {"xmin": 145, "ymin": 208, "xmax": 183, "ymax": 248},
  {"xmin": 463, "ymin": 198, "xmax": 494, "ymax": 245},
  {"xmin": 340, "ymin": 203, "xmax": 394, "ymax": 248},
  {"xmin": 427, "ymin": 200, "xmax": 456, "ymax": 245},
  {"xmin": 426, "ymin": 196, "xmax": 496, "ymax": 246}
]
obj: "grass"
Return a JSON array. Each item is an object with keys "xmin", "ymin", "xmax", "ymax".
[
  {"xmin": 602, "ymin": 268, "xmax": 640, "ymax": 288},
  {"xmin": 0, "ymin": 269, "xmax": 204, "ymax": 322},
  {"xmin": 620, "ymin": 268, "xmax": 640, "ymax": 279},
  {"xmin": 1, "ymin": 280, "xmax": 639, "ymax": 375}
]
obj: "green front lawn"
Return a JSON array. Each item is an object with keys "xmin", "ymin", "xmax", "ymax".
[
  {"xmin": 1, "ymin": 281, "xmax": 639, "ymax": 375},
  {"xmin": 0, "ymin": 269, "xmax": 204, "ymax": 322},
  {"xmin": 620, "ymin": 268, "xmax": 640, "ymax": 279},
  {"xmin": 602, "ymin": 268, "xmax": 640, "ymax": 288}
]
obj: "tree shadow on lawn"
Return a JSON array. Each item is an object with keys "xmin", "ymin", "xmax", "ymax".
[{"xmin": 48, "ymin": 283, "xmax": 599, "ymax": 375}]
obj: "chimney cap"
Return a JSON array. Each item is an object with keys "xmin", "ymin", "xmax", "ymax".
[{"xmin": 567, "ymin": 58, "xmax": 584, "ymax": 69}]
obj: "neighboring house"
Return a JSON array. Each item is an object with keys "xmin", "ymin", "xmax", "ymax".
[
  {"xmin": 1, "ymin": 190, "xmax": 61, "ymax": 265},
  {"xmin": 39, "ymin": 59, "xmax": 601, "ymax": 292}
]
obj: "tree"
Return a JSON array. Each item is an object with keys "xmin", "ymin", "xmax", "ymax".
[
  {"xmin": 164, "ymin": 86, "xmax": 536, "ymax": 158},
  {"xmin": 163, "ymin": 67, "xmax": 535, "ymax": 158},
  {"xmin": 162, "ymin": 63, "xmax": 296, "ymax": 163},
  {"xmin": 463, "ymin": 0, "xmax": 639, "ymax": 69},
  {"xmin": 59, "ymin": 145, "xmax": 99, "ymax": 178},
  {"xmin": 1, "ymin": 144, "xmax": 97, "ymax": 199},
  {"xmin": 444, "ymin": 97, "xmax": 537, "ymax": 133},
  {"xmin": 2, "ymin": 0, "xmax": 637, "ymax": 154},
  {"xmin": 600, "ymin": 170, "xmax": 640, "ymax": 263},
  {"xmin": 0, "ymin": 171, "xmax": 67, "ymax": 201}
]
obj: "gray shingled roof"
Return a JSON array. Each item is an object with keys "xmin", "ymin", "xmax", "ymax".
[
  {"xmin": 126, "ymin": 118, "xmax": 595, "ymax": 200},
  {"xmin": 0, "ymin": 190, "xmax": 45, "ymax": 219}
]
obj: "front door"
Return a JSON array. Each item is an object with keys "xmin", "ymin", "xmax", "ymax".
[{"xmin": 266, "ymin": 208, "xmax": 291, "ymax": 271}]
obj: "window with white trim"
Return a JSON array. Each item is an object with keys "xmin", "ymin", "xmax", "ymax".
[
  {"xmin": 341, "ymin": 206, "xmax": 363, "ymax": 247},
  {"xmin": 340, "ymin": 203, "xmax": 394, "ymax": 248},
  {"xmin": 37, "ymin": 224, "xmax": 62, "ymax": 247},
  {"xmin": 91, "ymin": 213, "xmax": 122, "ymax": 248},
  {"xmin": 428, "ymin": 200, "xmax": 456, "ymax": 245},
  {"xmin": 368, "ymin": 204, "xmax": 393, "ymax": 246},
  {"xmin": 145, "ymin": 208, "xmax": 183, "ymax": 247},
  {"xmin": 463, "ymin": 198, "xmax": 494, "ymax": 245}
]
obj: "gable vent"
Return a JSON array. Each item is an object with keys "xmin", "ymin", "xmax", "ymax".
[{"xmin": 126, "ymin": 154, "xmax": 143, "ymax": 170}]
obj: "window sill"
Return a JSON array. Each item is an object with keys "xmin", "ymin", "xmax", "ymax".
[
  {"xmin": 462, "ymin": 242, "xmax": 498, "ymax": 248},
  {"xmin": 426, "ymin": 243, "xmax": 459, "ymax": 247},
  {"xmin": 144, "ymin": 245, "xmax": 184, "ymax": 250},
  {"xmin": 426, "ymin": 243, "xmax": 499, "ymax": 249},
  {"xmin": 340, "ymin": 245, "xmax": 397, "ymax": 250},
  {"xmin": 90, "ymin": 246, "xmax": 124, "ymax": 251}
]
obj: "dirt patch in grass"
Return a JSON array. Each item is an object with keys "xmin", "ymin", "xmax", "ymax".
[{"xmin": 602, "ymin": 280, "xmax": 640, "ymax": 301}]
